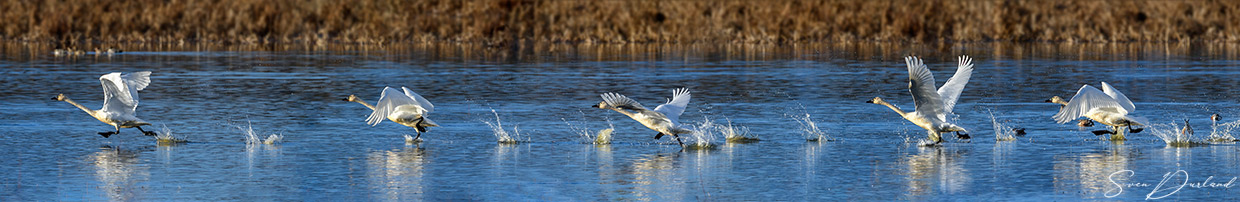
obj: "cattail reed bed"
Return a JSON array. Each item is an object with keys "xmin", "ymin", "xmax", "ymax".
[{"xmin": 3, "ymin": 0, "xmax": 1239, "ymax": 45}]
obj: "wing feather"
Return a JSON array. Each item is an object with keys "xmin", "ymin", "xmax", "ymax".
[
  {"xmin": 1053, "ymin": 85, "xmax": 1128, "ymax": 124},
  {"xmin": 402, "ymin": 87, "xmax": 434, "ymax": 112},
  {"xmin": 600, "ymin": 92, "xmax": 647, "ymax": 111},
  {"xmin": 937, "ymin": 55, "xmax": 974, "ymax": 115},
  {"xmin": 1099, "ymin": 82, "xmax": 1136, "ymax": 113},
  {"xmin": 905, "ymin": 56, "xmax": 947, "ymax": 121},
  {"xmin": 367, "ymin": 87, "xmax": 422, "ymax": 126},
  {"xmin": 99, "ymin": 72, "xmax": 150, "ymax": 115},
  {"xmin": 653, "ymin": 88, "xmax": 691, "ymax": 122}
]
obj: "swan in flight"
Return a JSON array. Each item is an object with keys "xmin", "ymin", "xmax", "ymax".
[
  {"xmin": 867, "ymin": 55, "xmax": 974, "ymax": 145},
  {"xmin": 593, "ymin": 88, "xmax": 692, "ymax": 147},
  {"xmin": 1051, "ymin": 82, "xmax": 1145, "ymax": 140},
  {"xmin": 345, "ymin": 86, "xmax": 438, "ymax": 141},
  {"xmin": 52, "ymin": 71, "xmax": 157, "ymax": 138}
]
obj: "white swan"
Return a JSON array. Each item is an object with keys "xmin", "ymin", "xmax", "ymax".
[
  {"xmin": 345, "ymin": 86, "xmax": 438, "ymax": 141},
  {"xmin": 52, "ymin": 71, "xmax": 157, "ymax": 138},
  {"xmin": 867, "ymin": 55, "xmax": 974, "ymax": 145},
  {"xmin": 593, "ymin": 88, "xmax": 692, "ymax": 147},
  {"xmin": 1051, "ymin": 82, "xmax": 1146, "ymax": 140}
]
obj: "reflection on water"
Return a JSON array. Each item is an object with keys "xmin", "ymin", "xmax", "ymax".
[
  {"xmin": 1053, "ymin": 143, "xmax": 1132, "ymax": 198},
  {"xmin": 366, "ymin": 146, "xmax": 427, "ymax": 201},
  {"xmin": 623, "ymin": 153, "xmax": 683, "ymax": 201},
  {"xmin": 903, "ymin": 146, "xmax": 970, "ymax": 198},
  {"xmin": 91, "ymin": 146, "xmax": 150, "ymax": 201}
]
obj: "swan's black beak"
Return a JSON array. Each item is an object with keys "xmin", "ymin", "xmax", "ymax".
[
  {"xmin": 591, "ymin": 104, "xmax": 599, "ymax": 108},
  {"xmin": 865, "ymin": 100, "xmax": 874, "ymax": 103},
  {"xmin": 341, "ymin": 98, "xmax": 349, "ymax": 101},
  {"xmin": 1043, "ymin": 99, "xmax": 1052, "ymax": 103},
  {"xmin": 50, "ymin": 97, "xmax": 57, "ymax": 100}
]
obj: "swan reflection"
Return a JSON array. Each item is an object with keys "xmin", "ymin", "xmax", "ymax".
[
  {"xmin": 366, "ymin": 146, "xmax": 428, "ymax": 201},
  {"xmin": 903, "ymin": 146, "xmax": 970, "ymax": 197},
  {"xmin": 91, "ymin": 146, "xmax": 150, "ymax": 201}
]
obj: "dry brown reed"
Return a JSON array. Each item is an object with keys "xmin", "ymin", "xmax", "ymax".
[{"xmin": 2, "ymin": 0, "xmax": 1238, "ymax": 45}]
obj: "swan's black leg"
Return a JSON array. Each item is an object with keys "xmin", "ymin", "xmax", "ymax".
[
  {"xmin": 136, "ymin": 126, "xmax": 157, "ymax": 136},
  {"xmin": 413, "ymin": 130, "xmax": 423, "ymax": 141},
  {"xmin": 654, "ymin": 133, "xmax": 665, "ymax": 139},
  {"xmin": 671, "ymin": 134, "xmax": 685, "ymax": 147}
]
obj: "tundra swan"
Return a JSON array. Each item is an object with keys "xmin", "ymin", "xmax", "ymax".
[
  {"xmin": 1051, "ymin": 82, "xmax": 1146, "ymax": 140},
  {"xmin": 345, "ymin": 86, "xmax": 438, "ymax": 141},
  {"xmin": 52, "ymin": 71, "xmax": 157, "ymax": 138},
  {"xmin": 593, "ymin": 88, "xmax": 692, "ymax": 147},
  {"xmin": 867, "ymin": 55, "xmax": 975, "ymax": 145}
]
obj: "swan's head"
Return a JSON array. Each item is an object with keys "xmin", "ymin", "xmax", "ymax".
[
  {"xmin": 1212, "ymin": 114, "xmax": 1222, "ymax": 122},
  {"xmin": 52, "ymin": 94, "xmax": 68, "ymax": 101},
  {"xmin": 343, "ymin": 95, "xmax": 360, "ymax": 102},
  {"xmin": 591, "ymin": 101, "xmax": 610, "ymax": 109},
  {"xmin": 1045, "ymin": 96, "xmax": 1066, "ymax": 104},
  {"xmin": 865, "ymin": 97, "xmax": 884, "ymax": 104}
]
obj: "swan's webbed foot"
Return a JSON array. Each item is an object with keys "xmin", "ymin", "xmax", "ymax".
[
  {"xmin": 142, "ymin": 131, "xmax": 158, "ymax": 136},
  {"xmin": 1013, "ymin": 128, "xmax": 1027, "ymax": 136},
  {"xmin": 98, "ymin": 131, "xmax": 115, "ymax": 138},
  {"xmin": 1128, "ymin": 126, "xmax": 1144, "ymax": 134},
  {"xmin": 654, "ymin": 133, "xmax": 665, "ymax": 139},
  {"xmin": 1092, "ymin": 130, "xmax": 1115, "ymax": 136},
  {"xmin": 955, "ymin": 131, "xmax": 971, "ymax": 140}
]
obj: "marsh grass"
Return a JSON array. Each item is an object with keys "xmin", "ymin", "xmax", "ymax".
[{"xmin": 4, "ymin": 0, "xmax": 1238, "ymax": 45}]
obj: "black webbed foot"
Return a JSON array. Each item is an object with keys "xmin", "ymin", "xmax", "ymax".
[
  {"xmin": 1128, "ymin": 127, "xmax": 1144, "ymax": 134},
  {"xmin": 1091, "ymin": 130, "xmax": 1114, "ymax": 136},
  {"xmin": 143, "ymin": 131, "xmax": 158, "ymax": 136},
  {"xmin": 1013, "ymin": 128, "xmax": 1027, "ymax": 136},
  {"xmin": 654, "ymin": 133, "xmax": 665, "ymax": 139},
  {"xmin": 98, "ymin": 132, "xmax": 115, "ymax": 138},
  {"xmin": 955, "ymin": 131, "xmax": 971, "ymax": 140}
]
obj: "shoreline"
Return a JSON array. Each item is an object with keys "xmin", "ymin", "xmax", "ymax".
[{"xmin": 3, "ymin": 0, "xmax": 1237, "ymax": 45}]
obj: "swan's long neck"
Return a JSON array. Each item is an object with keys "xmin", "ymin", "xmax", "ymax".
[
  {"xmin": 1051, "ymin": 100, "xmax": 1069, "ymax": 106},
  {"xmin": 872, "ymin": 99, "xmax": 907, "ymax": 116},
  {"xmin": 61, "ymin": 98, "xmax": 96, "ymax": 116},
  {"xmin": 607, "ymin": 107, "xmax": 638, "ymax": 117},
  {"xmin": 350, "ymin": 99, "xmax": 377, "ymax": 110}
]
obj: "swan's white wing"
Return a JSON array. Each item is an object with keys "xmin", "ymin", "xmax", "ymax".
[
  {"xmin": 99, "ymin": 72, "xmax": 150, "ymax": 115},
  {"xmin": 1099, "ymin": 82, "xmax": 1136, "ymax": 113},
  {"xmin": 401, "ymin": 87, "xmax": 434, "ymax": 112},
  {"xmin": 936, "ymin": 55, "xmax": 974, "ymax": 115},
  {"xmin": 367, "ymin": 87, "xmax": 422, "ymax": 126},
  {"xmin": 1053, "ymin": 85, "xmax": 1127, "ymax": 124},
  {"xmin": 600, "ymin": 92, "xmax": 647, "ymax": 111},
  {"xmin": 905, "ymin": 56, "xmax": 947, "ymax": 121},
  {"xmin": 653, "ymin": 88, "xmax": 691, "ymax": 122}
]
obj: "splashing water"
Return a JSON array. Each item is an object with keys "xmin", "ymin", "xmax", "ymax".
[
  {"xmin": 485, "ymin": 109, "xmax": 526, "ymax": 144},
  {"xmin": 717, "ymin": 118, "xmax": 759, "ymax": 143},
  {"xmin": 236, "ymin": 121, "xmax": 283, "ymax": 145},
  {"xmin": 682, "ymin": 117, "xmax": 721, "ymax": 149},
  {"xmin": 1207, "ymin": 118, "xmax": 1240, "ymax": 142},
  {"xmin": 154, "ymin": 124, "xmax": 189, "ymax": 144},
  {"xmin": 988, "ymin": 111, "xmax": 1018, "ymax": 142},
  {"xmin": 789, "ymin": 113, "xmax": 831, "ymax": 142},
  {"xmin": 564, "ymin": 116, "xmax": 615, "ymax": 144},
  {"xmin": 1148, "ymin": 122, "xmax": 1208, "ymax": 147}
]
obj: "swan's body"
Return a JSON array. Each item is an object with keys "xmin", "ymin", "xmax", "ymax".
[
  {"xmin": 1052, "ymin": 82, "xmax": 1145, "ymax": 140},
  {"xmin": 346, "ymin": 86, "xmax": 438, "ymax": 141},
  {"xmin": 53, "ymin": 71, "xmax": 157, "ymax": 138},
  {"xmin": 1047, "ymin": 96, "xmax": 1097, "ymax": 127},
  {"xmin": 868, "ymin": 56, "xmax": 974, "ymax": 145},
  {"xmin": 593, "ymin": 88, "xmax": 692, "ymax": 147}
]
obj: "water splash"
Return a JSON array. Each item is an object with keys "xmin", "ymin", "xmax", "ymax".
[
  {"xmin": 682, "ymin": 116, "xmax": 721, "ymax": 149},
  {"xmin": 564, "ymin": 116, "xmax": 615, "ymax": 144},
  {"xmin": 235, "ymin": 121, "xmax": 283, "ymax": 145},
  {"xmin": 789, "ymin": 113, "xmax": 832, "ymax": 142},
  {"xmin": 988, "ymin": 111, "xmax": 1018, "ymax": 142},
  {"xmin": 1148, "ymin": 121, "xmax": 1209, "ymax": 147},
  {"xmin": 717, "ymin": 118, "xmax": 759, "ymax": 143},
  {"xmin": 1207, "ymin": 118, "xmax": 1240, "ymax": 142},
  {"xmin": 485, "ymin": 109, "xmax": 527, "ymax": 144},
  {"xmin": 154, "ymin": 124, "xmax": 189, "ymax": 144}
]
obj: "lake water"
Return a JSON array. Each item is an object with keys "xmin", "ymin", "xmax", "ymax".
[{"xmin": 3, "ymin": 43, "xmax": 1240, "ymax": 200}]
